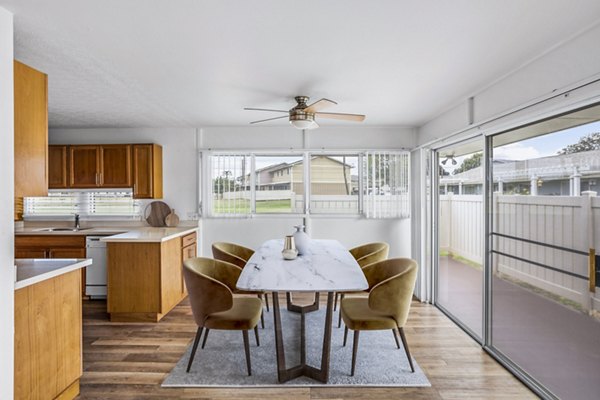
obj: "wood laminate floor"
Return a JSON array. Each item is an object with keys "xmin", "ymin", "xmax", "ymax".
[{"xmin": 79, "ymin": 295, "xmax": 537, "ymax": 399}]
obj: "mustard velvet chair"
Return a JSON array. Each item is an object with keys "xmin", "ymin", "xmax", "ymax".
[
  {"xmin": 340, "ymin": 258, "xmax": 418, "ymax": 376},
  {"xmin": 183, "ymin": 257, "xmax": 263, "ymax": 376},
  {"xmin": 212, "ymin": 242, "xmax": 270, "ymax": 313},
  {"xmin": 335, "ymin": 242, "xmax": 389, "ymax": 326}
]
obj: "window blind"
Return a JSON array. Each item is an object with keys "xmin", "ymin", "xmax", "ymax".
[
  {"xmin": 24, "ymin": 190, "xmax": 140, "ymax": 218},
  {"xmin": 363, "ymin": 151, "xmax": 410, "ymax": 218},
  {"xmin": 210, "ymin": 153, "xmax": 251, "ymax": 216}
]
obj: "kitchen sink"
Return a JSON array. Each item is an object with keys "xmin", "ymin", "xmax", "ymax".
[{"xmin": 33, "ymin": 227, "xmax": 93, "ymax": 232}]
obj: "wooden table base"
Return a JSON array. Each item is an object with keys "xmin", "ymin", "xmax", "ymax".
[
  {"xmin": 286, "ymin": 291, "xmax": 320, "ymax": 313},
  {"xmin": 272, "ymin": 291, "xmax": 334, "ymax": 383}
]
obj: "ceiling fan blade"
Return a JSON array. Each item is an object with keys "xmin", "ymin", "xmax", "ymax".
[
  {"xmin": 315, "ymin": 112, "xmax": 366, "ymax": 122},
  {"xmin": 249, "ymin": 115, "xmax": 289, "ymax": 124},
  {"xmin": 304, "ymin": 98, "xmax": 337, "ymax": 113},
  {"xmin": 244, "ymin": 107, "xmax": 289, "ymax": 113}
]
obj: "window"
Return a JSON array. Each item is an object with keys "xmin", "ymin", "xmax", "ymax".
[
  {"xmin": 24, "ymin": 190, "xmax": 140, "ymax": 218},
  {"xmin": 210, "ymin": 153, "xmax": 251, "ymax": 216},
  {"xmin": 206, "ymin": 151, "xmax": 410, "ymax": 218},
  {"xmin": 310, "ymin": 155, "xmax": 359, "ymax": 214},
  {"xmin": 363, "ymin": 151, "xmax": 410, "ymax": 218},
  {"xmin": 255, "ymin": 155, "xmax": 304, "ymax": 214}
]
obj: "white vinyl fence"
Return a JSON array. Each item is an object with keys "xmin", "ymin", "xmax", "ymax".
[{"xmin": 440, "ymin": 192, "xmax": 599, "ymax": 310}]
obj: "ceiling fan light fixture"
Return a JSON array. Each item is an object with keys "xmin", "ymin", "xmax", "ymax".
[{"xmin": 289, "ymin": 112, "xmax": 316, "ymax": 130}]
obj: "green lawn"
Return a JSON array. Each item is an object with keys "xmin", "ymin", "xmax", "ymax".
[{"xmin": 212, "ymin": 199, "xmax": 293, "ymax": 214}]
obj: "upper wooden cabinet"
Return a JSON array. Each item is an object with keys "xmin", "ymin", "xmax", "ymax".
[
  {"xmin": 101, "ymin": 144, "xmax": 132, "ymax": 187},
  {"xmin": 48, "ymin": 145, "xmax": 68, "ymax": 189},
  {"xmin": 69, "ymin": 145, "xmax": 101, "ymax": 187},
  {"xmin": 14, "ymin": 61, "xmax": 48, "ymax": 197},
  {"xmin": 52, "ymin": 143, "xmax": 162, "ymax": 198},
  {"xmin": 132, "ymin": 144, "xmax": 163, "ymax": 199},
  {"xmin": 68, "ymin": 144, "xmax": 132, "ymax": 188}
]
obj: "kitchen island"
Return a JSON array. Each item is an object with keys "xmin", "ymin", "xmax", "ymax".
[
  {"xmin": 15, "ymin": 258, "xmax": 92, "ymax": 400},
  {"xmin": 102, "ymin": 227, "xmax": 197, "ymax": 322}
]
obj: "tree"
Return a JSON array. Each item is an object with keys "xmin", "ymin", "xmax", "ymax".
[
  {"xmin": 558, "ymin": 132, "xmax": 600, "ymax": 155},
  {"xmin": 453, "ymin": 152, "xmax": 482, "ymax": 175}
]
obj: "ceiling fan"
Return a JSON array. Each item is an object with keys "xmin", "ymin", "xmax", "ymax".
[{"xmin": 244, "ymin": 96, "xmax": 366, "ymax": 130}]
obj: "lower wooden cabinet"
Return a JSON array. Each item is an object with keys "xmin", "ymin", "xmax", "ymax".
[
  {"xmin": 107, "ymin": 232, "xmax": 196, "ymax": 322},
  {"xmin": 15, "ymin": 269, "xmax": 82, "ymax": 400},
  {"xmin": 15, "ymin": 235, "xmax": 87, "ymax": 297}
]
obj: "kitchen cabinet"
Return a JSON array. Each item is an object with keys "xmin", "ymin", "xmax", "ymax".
[
  {"xmin": 69, "ymin": 145, "xmax": 101, "ymax": 187},
  {"xmin": 68, "ymin": 144, "xmax": 132, "ymax": 188},
  {"xmin": 48, "ymin": 145, "xmax": 68, "ymax": 189},
  {"xmin": 132, "ymin": 144, "xmax": 163, "ymax": 199},
  {"xmin": 107, "ymin": 231, "xmax": 195, "ymax": 322},
  {"xmin": 15, "ymin": 235, "xmax": 87, "ymax": 296},
  {"xmin": 101, "ymin": 144, "xmax": 132, "ymax": 187},
  {"xmin": 181, "ymin": 231, "xmax": 197, "ymax": 295},
  {"xmin": 15, "ymin": 268, "xmax": 82, "ymax": 400},
  {"xmin": 14, "ymin": 60, "xmax": 48, "ymax": 198}
]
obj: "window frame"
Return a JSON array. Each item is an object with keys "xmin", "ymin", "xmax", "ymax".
[{"xmin": 201, "ymin": 149, "xmax": 410, "ymax": 219}]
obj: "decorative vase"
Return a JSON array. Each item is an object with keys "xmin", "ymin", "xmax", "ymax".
[
  {"xmin": 282, "ymin": 235, "xmax": 298, "ymax": 260},
  {"xmin": 292, "ymin": 225, "xmax": 311, "ymax": 255}
]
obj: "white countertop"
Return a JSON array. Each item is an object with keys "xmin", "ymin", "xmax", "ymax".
[
  {"xmin": 15, "ymin": 225, "xmax": 198, "ymax": 243},
  {"xmin": 15, "ymin": 258, "xmax": 92, "ymax": 290},
  {"xmin": 237, "ymin": 239, "xmax": 368, "ymax": 292},
  {"xmin": 100, "ymin": 226, "xmax": 198, "ymax": 243}
]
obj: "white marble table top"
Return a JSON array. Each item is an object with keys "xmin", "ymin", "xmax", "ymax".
[{"xmin": 236, "ymin": 239, "xmax": 368, "ymax": 292}]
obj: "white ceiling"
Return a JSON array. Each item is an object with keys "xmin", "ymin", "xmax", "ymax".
[{"xmin": 3, "ymin": 0, "xmax": 600, "ymax": 129}]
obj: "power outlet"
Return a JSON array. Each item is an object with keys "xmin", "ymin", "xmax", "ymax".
[{"xmin": 187, "ymin": 212, "xmax": 199, "ymax": 220}]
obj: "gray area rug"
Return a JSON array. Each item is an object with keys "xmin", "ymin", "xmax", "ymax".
[{"xmin": 162, "ymin": 307, "xmax": 430, "ymax": 387}]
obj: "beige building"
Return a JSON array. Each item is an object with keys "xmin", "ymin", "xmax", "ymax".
[{"xmin": 249, "ymin": 156, "xmax": 353, "ymax": 195}]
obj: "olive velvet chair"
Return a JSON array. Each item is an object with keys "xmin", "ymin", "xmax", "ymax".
[
  {"xmin": 183, "ymin": 257, "xmax": 263, "ymax": 376},
  {"xmin": 335, "ymin": 242, "xmax": 389, "ymax": 326},
  {"xmin": 340, "ymin": 258, "xmax": 418, "ymax": 376},
  {"xmin": 212, "ymin": 242, "xmax": 270, "ymax": 313}
]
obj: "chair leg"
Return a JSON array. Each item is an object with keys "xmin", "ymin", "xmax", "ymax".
[
  {"xmin": 254, "ymin": 325, "xmax": 260, "ymax": 346},
  {"xmin": 392, "ymin": 328, "xmax": 400, "ymax": 349},
  {"xmin": 242, "ymin": 330, "xmax": 252, "ymax": 376},
  {"xmin": 186, "ymin": 326, "xmax": 203, "ymax": 373},
  {"xmin": 337, "ymin": 293, "xmax": 345, "ymax": 328},
  {"xmin": 201, "ymin": 328, "xmax": 210, "ymax": 349},
  {"xmin": 398, "ymin": 327, "xmax": 415, "ymax": 373},
  {"xmin": 351, "ymin": 330, "xmax": 360, "ymax": 376},
  {"xmin": 264, "ymin": 293, "xmax": 270, "ymax": 312},
  {"xmin": 260, "ymin": 309, "xmax": 265, "ymax": 329},
  {"xmin": 334, "ymin": 292, "xmax": 338, "ymax": 311},
  {"xmin": 343, "ymin": 325, "xmax": 349, "ymax": 347}
]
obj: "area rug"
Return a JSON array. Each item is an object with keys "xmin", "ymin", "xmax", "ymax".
[{"xmin": 162, "ymin": 307, "xmax": 430, "ymax": 387}]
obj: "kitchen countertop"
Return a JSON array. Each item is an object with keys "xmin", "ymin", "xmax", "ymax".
[
  {"xmin": 100, "ymin": 226, "xmax": 198, "ymax": 243},
  {"xmin": 15, "ymin": 258, "xmax": 92, "ymax": 290},
  {"xmin": 15, "ymin": 225, "xmax": 198, "ymax": 243}
]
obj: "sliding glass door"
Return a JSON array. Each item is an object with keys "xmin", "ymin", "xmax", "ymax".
[
  {"xmin": 435, "ymin": 139, "xmax": 484, "ymax": 340},
  {"xmin": 489, "ymin": 105, "xmax": 600, "ymax": 400}
]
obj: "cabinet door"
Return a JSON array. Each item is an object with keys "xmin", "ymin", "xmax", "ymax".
[
  {"xmin": 15, "ymin": 249, "xmax": 47, "ymax": 259},
  {"xmin": 70, "ymin": 145, "xmax": 100, "ymax": 187},
  {"xmin": 48, "ymin": 248, "xmax": 86, "ymax": 258},
  {"xmin": 132, "ymin": 144, "xmax": 154, "ymax": 198},
  {"xmin": 101, "ymin": 145, "xmax": 132, "ymax": 187},
  {"xmin": 48, "ymin": 145, "xmax": 68, "ymax": 189},
  {"xmin": 14, "ymin": 61, "xmax": 48, "ymax": 198}
]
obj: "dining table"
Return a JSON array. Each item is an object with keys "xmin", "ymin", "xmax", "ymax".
[{"xmin": 236, "ymin": 239, "xmax": 368, "ymax": 383}]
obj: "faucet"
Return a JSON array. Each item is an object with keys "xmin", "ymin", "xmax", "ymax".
[{"xmin": 74, "ymin": 214, "xmax": 80, "ymax": 229}]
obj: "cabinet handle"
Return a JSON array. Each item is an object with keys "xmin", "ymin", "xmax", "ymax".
[
  {"xmin": 95, "ymin": 173, "xmax": 98, "ymax": 186},
  {"xmin": 100, "ymin": 172, "xmax": 103, "ymax": 186},
  {"xmin": 133, "ymin": 183, "xmax": 136, "ymax": 195}
]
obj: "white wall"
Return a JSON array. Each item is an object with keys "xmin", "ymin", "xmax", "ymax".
[
  {"xmin": 418, "ymin": 23, "xmax": 600, "ymax": 145},
  {"xmin": 49, "ymin": 127, "xmax": 198, "ymax": 220},
  {"xmin": 0, "ymin": 7, "xmax": 14, "ymax": 399},
  {"xmin": 200, "ymin": 126, "xmax": 415, "ymax": 258}
]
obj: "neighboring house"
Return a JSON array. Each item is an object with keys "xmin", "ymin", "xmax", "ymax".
[
  {"xmin": 441, "ymin": 150, "xmax": 600, "ymax": 195},
  {"xmin": 247, "ymin": 156, "xmax": 353, "ymax": 195}
]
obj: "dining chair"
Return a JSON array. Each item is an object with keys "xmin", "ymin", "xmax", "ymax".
[
  {"xmin": 340, "ymin": 258, "xmax": 418, "ymax": 376},
  {"xmin": 212, "ymin": 242, "xmax": 270, "ymax": 313},
  {"xmin": 335, "ymin": 242, "xmax": 389, "ymax": 327},
  {"xmin": 183, "ymin": 257, "xmax": 263, "ymax": 375}
]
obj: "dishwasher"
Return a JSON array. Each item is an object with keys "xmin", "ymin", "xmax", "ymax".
[{"xmin": 86, "ymin": 236, "xmax": 107, "ymax": 298}]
